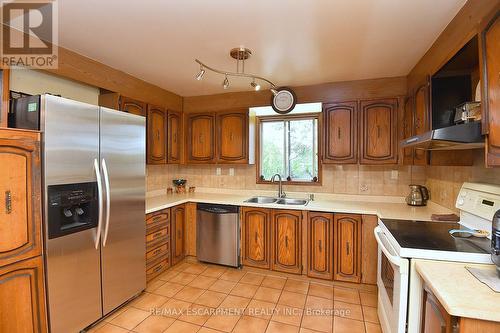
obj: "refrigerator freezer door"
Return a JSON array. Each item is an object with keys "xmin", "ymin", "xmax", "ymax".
[
  {"xmin": 42, "ymin": 95, "xmax": 103, "ymax": 333},
  {"xmin": 99, "ymin": 107, "xmax": 146, "ymax": 314}
]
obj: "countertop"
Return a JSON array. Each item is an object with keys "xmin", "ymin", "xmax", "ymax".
[
  {"xmin": 415, "ymin": 260, "xmax": 500, "ymax": 322},
  {"xmin": 146, "ymin": 189, "xmax": 454, "ymax": 221}
]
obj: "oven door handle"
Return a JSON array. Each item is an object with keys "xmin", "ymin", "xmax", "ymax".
[{"xmin": 374, "ymin": 226, "xmax": 403, "ymax": 267}]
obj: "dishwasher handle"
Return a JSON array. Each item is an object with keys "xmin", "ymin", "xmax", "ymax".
[{"xmin": 197, "ymin": 203, "xmax": 239, "ymax": 214}]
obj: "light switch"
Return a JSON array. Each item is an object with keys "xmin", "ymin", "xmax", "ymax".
[
  {"xmin": 216, "ymin": 167, "xmax": 222, "ymax": 176},
  {"xmin": 391, "ymin": 170, "xmax": 398, "ymax": 180},
  {"xmin": 229, "ymin": 168, "xmax": 235, "ymax": 176}
]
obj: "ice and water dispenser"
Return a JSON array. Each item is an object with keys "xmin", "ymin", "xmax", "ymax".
[{"xmin": 47, "ymin": 182, "xmax": 99, "ymax": 239}]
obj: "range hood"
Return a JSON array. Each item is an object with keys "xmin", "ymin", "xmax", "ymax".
[{"xmin": 400, "ymin": 121, "xmax": 484, "ymax": 151}]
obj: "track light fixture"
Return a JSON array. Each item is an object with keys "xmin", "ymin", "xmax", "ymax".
[
  {"xmin": 195, "ymin": 47, "xmax": 276, "ymax": 92},
  {"xmin": 251, "ymin": 79, "xmax": 261, "ymax": 91},
  {"xmin": 195, "ymin": 66, "xmax": 205, "ymax": 80},
  {"xmin": 223, "ymin": 75, "xmax": 230, "ymax": 89}
]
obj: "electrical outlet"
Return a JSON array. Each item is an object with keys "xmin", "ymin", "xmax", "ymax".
[
  {"xmin": 216, "ymin": 167, "xmax": 222, "ymax": 176},
  {"xmin": 391, "ymin": 170, "xmax": 398, "ymax": 180},
  {"xmin": 360, "ymin": 184, "xmax": 368, "ymax": 192},
  {"xmin": 229, "ymin": 168, "xmax": 235, "ymax": 176}
]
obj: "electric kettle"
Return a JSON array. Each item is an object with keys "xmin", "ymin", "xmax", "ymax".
[{"xmin": 406, "ymin": 184, "xmax": 429, "ymax": 206}]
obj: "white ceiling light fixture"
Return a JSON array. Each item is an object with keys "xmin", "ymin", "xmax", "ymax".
[{"xmin": 195, "ymin": 47, "xmax": 297, "ymax": 113}]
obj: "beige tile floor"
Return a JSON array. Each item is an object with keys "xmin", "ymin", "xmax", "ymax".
[{"xmin": 88, "ymin": 260, "xmax": 381, "ymax": 333}]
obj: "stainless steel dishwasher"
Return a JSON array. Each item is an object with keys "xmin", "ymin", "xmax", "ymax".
[{"xmin": 197, "ymin": 203, "xmax": 240, "ymax": 267}]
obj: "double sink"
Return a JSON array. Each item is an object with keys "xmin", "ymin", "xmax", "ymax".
[{"xmin": 244, "ymin": 196, "xmax": 309, "ymax": 206}]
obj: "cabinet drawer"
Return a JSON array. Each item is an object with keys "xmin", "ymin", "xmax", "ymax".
[
  {"xmin": 146, "ymin": 226, "xmax": 169, "ymax": 244},
  {"xmin": 146, "ymin": 259, "xmax": 169, "ymax": 281},
  {"xmin": 146, "ymin": 243, "xmax": 169, "ymax": 263},
  {"xmin": 146, "ymin": 211, "xmax": 169, "ymax": 227}
]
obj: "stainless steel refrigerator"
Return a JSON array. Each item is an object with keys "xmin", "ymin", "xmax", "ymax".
[{"xmin": 41, "ymin": 95, "xmax": 146, "ymax": 333}]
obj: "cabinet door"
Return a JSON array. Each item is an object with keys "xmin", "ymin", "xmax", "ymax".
[
  {"xmin": 307, "ymin": 212, "xmax": 333, "ymax": 280},
  {"xmin": 171, "ymin": 205, "xmax": 185, "ymax": 265},
  {"xmin": 414, "ymin": 83, "xmax": 430, "ymax": 165},
  {"xmin": 242, "ymin": 207, "xmax": 271, "ymax": 269},
  {"xmin": 323, "ymin": 102, "xmax": 358, "ymax": 164},
  {"xmin": 120, "ymin": 97, "xmax": 146, "ymax": 116},
  {"xmin": 271, "ymin": 210, "xmax": 302, "ymax": 274},
  {"xmin": 167, "ymin": 110, "xmax": 182, "ymax": 164},
  {"xmin": 187, "ymin": 113, "xmax": 215, "ymax": 163},
  {"xmin": 216, "ymin": 111, "xmax": 248, "ymax": 163},
  {"xmin": 0, "ymin": 256, "xmax": 47, "ymax": 333},
  {"xmin": 401, "ymin": 96, "xmax": 415, "ymax": 165},
  {"xmin": 360, "ymin": 99, "xmax": 398, "ymax": 164},
  {"xmin": 0, "ymin": 130, "xmax": 42, "ymax": 267},
  {"xmin": 361, "ymin": 215, "xmax": 378, "ymax": 284},
  {"xmin": 334, "ymin": 214, "xmax": 361, "ymax": 283},
  {"xmin": 147, "ymin": 105, "xmax": 167, "ymax": 164},
  {"xmin": 482, "ymin": 14, "xmax": 500, "ymax": 167},
  {"xmin": 421, "ymin": 286, "xmax": 455, "ymax": 333}
]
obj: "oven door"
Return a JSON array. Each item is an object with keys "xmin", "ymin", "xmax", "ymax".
[{"xmin": 374, "ymin": 226, "xmax": 409, "ymax": 333}]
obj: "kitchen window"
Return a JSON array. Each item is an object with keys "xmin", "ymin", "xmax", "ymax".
[{"xmin": 257, "ymin": 114, "xmax": 320, "ymax": 184}]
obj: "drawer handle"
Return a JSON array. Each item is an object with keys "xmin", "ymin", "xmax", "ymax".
[
  {"xmin": 337, "ymin": 127, "xmax": 341, "ymax": 140},
  {"xmin": 285, "ymin": 235, "xmax": 288, "ymax": 248},
  {"xmin": 254, "ymin": 232, "xmax": 258, "ymax": 243},
  {"xmin": 173, "ymin": 133, "xmax": 177, "ymax": 143},
  {"xmin": 153, "ymin": 215, "xmax": 163, "ymax": 221},
  {"xmin": 318, "ymin": 240, "xmax": 322, "ymax": 252},
  {"xmin": 346, "ymin": 242, "xmax": 350, "ymax": 256},
  {"xmin": 153, "ymin": 248, "xmax": 162, "ymax": 256},
  {"xmin": 153, "ymin": 231, "xmax": 163, "ymax": 239},
  {"xmin": 5, "ymin": 190, "xmax": 12, "ymax": 214},
  {"xmin": 153, "ymin": 265, "xmax": 163, "ymax": 273}
]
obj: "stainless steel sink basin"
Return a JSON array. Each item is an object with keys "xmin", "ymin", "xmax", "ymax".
[
  {"xmin": 276, "ymin": 198, "xmax": 309, "ymax": 206},
  {"xmin": 244, "ymin": 196, "xmax": 278, "ymax": 204}
]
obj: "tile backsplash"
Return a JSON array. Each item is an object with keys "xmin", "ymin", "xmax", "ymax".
[
  {"xmin": 147, "ymin": 150, "xmax": 500, "ymax": 212},
  {"xmin": 147, "ymin": 163, "xmax": 426, "ymax": 197}
]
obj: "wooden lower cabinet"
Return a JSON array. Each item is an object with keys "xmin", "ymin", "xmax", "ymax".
[
  {"xmin": 145, "ymin": 209, "xmax": 171, "ymax": 281},
  {"xmin": 0, "ymin": 256, "xmax": 47, "ymax": 333},
  {"xmin": 241, "ymin": 207, "xmax": 271, "ymax": 269},
  {"xmin": 171, "ymin": 204, "xmax": 186, "ymax": 266},
  {"xmin": 361, "ymin": 215, "xmax": 378, "ymax": 284},
  {"xmin": 307, "ymin": 212, "xmax": 333, "ymax": 280},
  {"xmin": 334, "ymin": 213, "xmax": 362, "ymax": 283},
  {"xmin": 271, "ymin": 210, "xmax": 302, "ymax": 274}
]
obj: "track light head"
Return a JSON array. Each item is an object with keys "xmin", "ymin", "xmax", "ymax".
[
  {"xmin": 223, "ymin": 75, "xmax": 230, "ymax": 89},
  {"xmin": 195, "ymin": 67, "xmax": 205, "ymax": 80},
  {"xmin": 251, "ymin": 79, "xmax": 261, "ymax": 91}
]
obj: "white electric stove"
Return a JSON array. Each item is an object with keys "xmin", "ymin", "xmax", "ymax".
[{"xmin": 375, "ymin": 182, "xmax": 500, "ymax": 333}]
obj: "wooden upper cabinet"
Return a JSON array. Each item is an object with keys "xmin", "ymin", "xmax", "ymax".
[
  {"xmin": 413, "ymin": 82, "xmax": 430, "ymax": 165},
  {"xmin": 271, "ymin": 210, "xmax": 302, "ymax": 274},
  {"xmin": 187, "ymin": 113, "xmax": 215, "ymax": 163},
  {"xmin": 482, "ymin": 13, "xmax": 500, "ymax": 167},
  {"xmin": 0, "ymin": 256, "xmax": 47, "ymax": 333},
  {"xmin": 360, "ymin": 99, "xmax": 398, "ymax": 164},
  {"xmin": 147, "ymin": 105, "xmax": 167, "ymax": 164},
  {"xmin": 120, "ymin": 97, "xmax": 147, "ymax": 116},
  {"xmin": 334, "ymin": 214, "xmax": 361, "ymax": 283},
  {"xmin": 216, "ymin": 111, "xmax": 248, "ymax": 163},
  {"xmin": 167, "ymin": 110, "xmax": 182, "ymax": 164},
  {"xmin": 401, "ymin": 96, "xmax": 415, "ymax": 165},
  {"xmin": 307, "ymin": 212, "xmax": 333, "ymax": 280},
  {"xmin": 0, "ymin": 129, "xmax": 42, "ymax": 267},
  {"xmin": 171, "ymin": 204, "xmax": 185, "ymax": 266},
  {"xmin": 323, "ymin": 102, "xmax": 358, "ymax": 164},
  {"xmin": 242, "ymin": 207, "xmax": 271, "ymax": 269}
]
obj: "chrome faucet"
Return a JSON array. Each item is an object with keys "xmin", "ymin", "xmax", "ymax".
[{"xmin": 271, "ymin": 174, "xmax": 286, "ymax": 198}]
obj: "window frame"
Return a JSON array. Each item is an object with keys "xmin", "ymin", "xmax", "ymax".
[{"xmin": 256, "ymin": 113, "xmax": 322, "ymax": 185}]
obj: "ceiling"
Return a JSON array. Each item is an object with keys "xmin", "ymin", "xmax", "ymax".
[{"xmin": 58, "ymin": 0, "xmax": 467, "ymax": 97}]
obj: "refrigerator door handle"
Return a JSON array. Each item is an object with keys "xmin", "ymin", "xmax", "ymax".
[
  {"xmin": 102, "ymin": 158, "xmax": 111, "ymax": 247},
  {"xmin": 94, "ymin": 158, "xmax": 104, "ymax": 249}
]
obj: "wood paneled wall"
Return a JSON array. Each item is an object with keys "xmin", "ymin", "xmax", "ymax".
[
  {"xmin": 407, "ymin": 0, "xmax": 500, "ymax": 91},
  {"xmin": 183, "ymin": 77, "xmax": 407, "ymax": 113}
]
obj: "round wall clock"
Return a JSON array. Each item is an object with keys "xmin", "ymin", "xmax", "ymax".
[{"xmin": 271, "ymin": 87, "xmax": 297, "ymax": 114}]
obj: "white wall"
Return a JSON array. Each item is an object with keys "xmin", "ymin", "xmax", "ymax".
[{"xmin": 9, "ymin": 69, "xmax": 99, "ymax": 105}]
